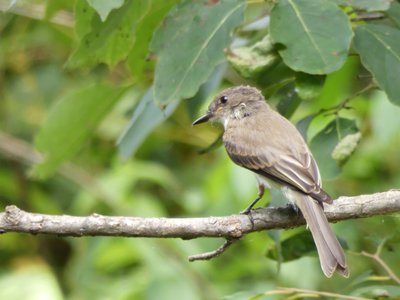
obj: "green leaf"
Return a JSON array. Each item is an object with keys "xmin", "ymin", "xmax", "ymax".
[
  {"xmin": 347, "ymin": 270, "xmax": 374, "ymax": 288},
  {"xmin": 86, "ymin": 0, "xmax": 125, "ymax": 22},
  {"xmin": 330, "ymin": 0, "xmax": 392, "ymax": 12},
  {"xmin": 316, "ymin": 56, "xmax": 359, "ymax": 107},
  {"xmin": 32, "ymin": 84, "xmax": 126, "ymax": 178},
  {"xmin": 117, "ymin": 88, "xmax": 179, "ymax": 158},
  {"xmin": 274, "ymin": 83, "xmax": 301, "ymax": 119},
  {"xmin": 353, "ymin": 285, "xmax": 400, "ymax": 298},
  {"xmin": 119, "ymin": 61, "xmax": 225, "ymax": 158},
  {"xmin": 67, "ymin": 1, "xmax": 149, "ymax": 69},
  {"xmin": 310, "ymin": 118, "xmax": 358, "ymax": 179},
  {"xmin": 126, "ymin": 0, "xmax": 177, "ymax": 81},
  {"xmin": 386, "ymin": 1, "xmax": 400, "ymax": 28},
  {"xmin": 260, "ymin": 61, "xmax": 296, "ymax": 98},
  {"xmin": 0, "ymin": 266, "xmax": 63, "ymax": 300},
  {"xmin": 296, "ymin": 113, "xmax": 317, "ymax": 141},
  {"xmin": 266, "ymin": 229, "xmax": 282, "ymax": 271},
  {"xmin": 226, "ymin": 35, "xmax": 280, "ymax": 79},
  {"xmin": 73, "ymin": 0, "xmax": 96, "ymax": 38},
  {"xmin": 151, "ymin": 0, "xmax": 245, "ymax": 104},
  {"xmin": 295, "ymin": 73, "xmax": 325, "ymax": 100},
  {"xmin": 354, "ymin": 24, "xmax": 400, "ymax": 106},
  {"xmin": 187, "ymin": 63, "xmax": 227, "ymax": 118},
  {"xmin": 270, "ymin": 0, "xmax": 353, "ymax": 74},
  {"xmin": 266, "ymin": 230, "xmax": 316, "ymax": 262}
]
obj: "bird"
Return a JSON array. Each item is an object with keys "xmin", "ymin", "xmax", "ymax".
[{"xmin": 193, "ymin": 85, "xmax": 349, "ymax": 278}]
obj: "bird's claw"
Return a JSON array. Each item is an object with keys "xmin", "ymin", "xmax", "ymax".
[{"xmin": 240, "ymin": 208, "xmax": 255, "ymax": 227}]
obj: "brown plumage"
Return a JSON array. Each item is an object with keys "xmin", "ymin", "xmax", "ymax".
[{"xmin": 193, "ymin": 85, "xmax": 349, "ymax": 278}]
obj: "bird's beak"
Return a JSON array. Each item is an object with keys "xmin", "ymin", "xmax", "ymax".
[{"xmin": 192, "ymin": 112, "xmax": 212, "ymax": 125}]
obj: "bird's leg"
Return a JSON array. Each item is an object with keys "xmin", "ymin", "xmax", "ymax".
[{"xmin": 240, "ymin": 184, "xmax": 265, "ymax": 215}]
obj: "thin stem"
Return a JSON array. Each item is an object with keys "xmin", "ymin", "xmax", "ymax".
[
  {"xmin": 263, "ymin": 287, "xmax": 371, "ymax": 300},
  {"xmin": 320, "ymin": 82, "xmax": 377, "ymax": 117},
  {"xmin": 351, "ymin": 13, "xmax": 385, "ymax": 22},
  {"xmin": 375, "ymin": 237, "xmax": 387, "ymax": 256},
  {"xmin": 360, "ymin": 239, "xmax": 400, "ymax": 285},
  {"xmin": 247, "ymin": 0, "xmax": 266, "ymax": 4},
  {"xmin": 188, "ymin": 238, "xmax": 239, "ymax": 261}
]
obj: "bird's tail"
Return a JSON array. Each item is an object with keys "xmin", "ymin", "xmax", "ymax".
[{"xmin": 292, "ymin": 191, "xmax": 349, "ymax": 278}]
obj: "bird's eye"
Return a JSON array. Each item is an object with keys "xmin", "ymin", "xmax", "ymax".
[{"xmin": 220, "ymin": 95, "xmax": 228, "ymax": 104}]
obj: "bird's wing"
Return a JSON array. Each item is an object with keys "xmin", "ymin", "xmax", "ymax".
[{"xmin": 224, "ymin": 137, "xmax": 331, "ymax": 204}]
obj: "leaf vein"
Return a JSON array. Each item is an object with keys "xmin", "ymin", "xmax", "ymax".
[
  {"xmin": 288, "ymin": 0, "xmax": 327, "ymax": 67},
  {"xmin": 168, "ymin": 2, "xmax": 244, "ymax": 101},
  {"xmin": 363, "ymin": 27, "xmax": 400, "ymax": 63}
]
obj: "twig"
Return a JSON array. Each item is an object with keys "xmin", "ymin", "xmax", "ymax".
[
  {"xmin": 351, "ymin": 13, "xmax": 385, "ymax": 22},
  {"xmin": 360, "ymin": 239, "xmax": 400, "ymax": 285},
  {"xmin": 263, "ymin": 287, "xmax": 371, "ymax": 300},
  {"xmin": 322, "ymin": 83, "xmax": 377, "ymax": 117},
  {"xmin": 188, "ymin": 238, "xmax": 239, "ymax": 261}
]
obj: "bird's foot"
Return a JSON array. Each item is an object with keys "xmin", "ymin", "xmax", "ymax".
[
  {"xmin": 286, "ymin": 202, "xmax": 299, "ymax": 215},
  {"xmin": 240, "ymin": 206, "xmax": 252, "ymax": 215},
  {"xmin": 240, "ymin": 207, "xmax": 255, "ymax": 228}
]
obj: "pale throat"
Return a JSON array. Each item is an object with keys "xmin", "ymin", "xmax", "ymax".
[
  {"xmin": 223, "ymin": 116, "xmax": 230, "ymax": 129},
  {"xmin": 222, "ymin": 106, "xmax": 248, "ymax": 129}
]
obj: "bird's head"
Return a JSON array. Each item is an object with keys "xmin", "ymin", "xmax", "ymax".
[{"xmin": 192, "ymin": 86, "xmax": 265, "ymax": 127}]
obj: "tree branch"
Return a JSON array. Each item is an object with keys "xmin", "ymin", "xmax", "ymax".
[
  {"xmin": 1, "ymin": 191, "xmax": 399, "ymax": 239},
  {"xmin": 188, "ymin": 238, "xmax": 239, "ymax": 261}
]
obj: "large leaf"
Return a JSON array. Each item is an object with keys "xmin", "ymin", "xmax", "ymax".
[
  {"xmin": 274, "ymin": 83, "xmax": 301, "ymax": 119},
  {"xmin": 126, "ymin": 0, "xmax": 177, "ymax": 81},
  {"xmin": 67, "ymin": 1, "xmax": 148, "ymax": 69},
  {"xmin": 117, "ymin": 88, "xmax": 179, "ymax": 158},
  {"xmin": 266, "ymin": 230, "xmax": 317, "ymax": 262},
  {"xmin": 330, "ymin": 0, "xmax": 392, "ymax": 11},
  {"xmin": 151, "ymin": 0, "xmax": 245, "ymax": 104},
  {"xmin": 118, "ymin": 63, "xmax": 226, "ymax": 158},
  {"xmin": 316, "ymin": 56, "xmax": 360, "ymax": 107},
  {"xmin": 296, "ymin": 113, "xmax": 318, "ymax": 141},
  {"xmin": 354, "ymin": 24, "xmax": 400, "ymax": 106},
  {"xmin": 187, "ymin": 63, "xmax": 227, "ymax": 118},
  {"xmin": 32, "ymin": 84, "xmax": 126, "ymax": 178},
  {"xmin": 386, "ymin": 1, "xmax": 400, "ymax": 28},
  {"xmin": 270, "ymin": 0, "xmax": 352, "ymax": 74},
  {"xmin": 73, "ymin": 0, "xmax": 96, "ymax": 38},
  {"xmin": 353, "ymin": 285, "xmax": 400, "ymax": 298},
  {"xmin": 295, "ymin": 73, "xmax": 325, "ymax": 100},
  {"xmin": 310, "ymin": 118, "xmax": 358, "ymax": 179}
]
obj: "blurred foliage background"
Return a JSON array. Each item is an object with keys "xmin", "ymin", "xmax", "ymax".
[{"xmin": 1, "ymin": 0, "xmax": 400, "ymax": 299}]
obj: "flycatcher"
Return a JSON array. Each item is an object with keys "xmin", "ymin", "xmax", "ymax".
[{"xmin": 193, "ymin": 85, "xmax": 348, "ymax": 278}]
